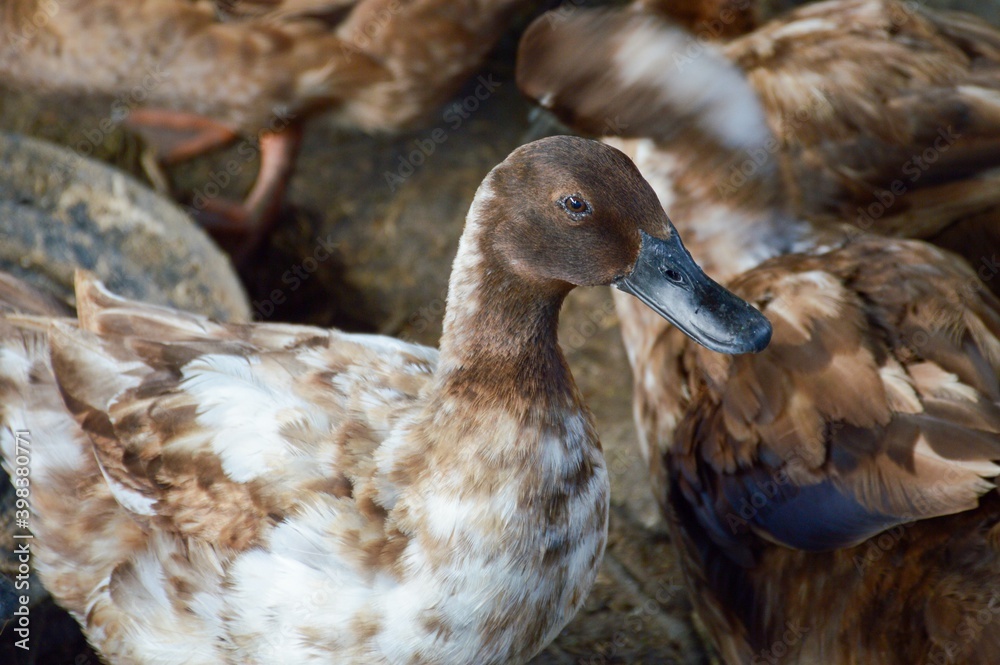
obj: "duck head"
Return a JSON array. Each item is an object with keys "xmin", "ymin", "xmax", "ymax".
[{"xmin": 475, "ymin": 136, "xmax": 771, "ymax": 354}]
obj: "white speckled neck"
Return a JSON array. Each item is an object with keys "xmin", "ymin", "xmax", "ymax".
[
  {"xmin": 438, "ymin": 176, "xmax": 496, "ymax": 358},
  {"xmin": 435, "ymin": 171, "xmax": 570, "ymax": 389}
]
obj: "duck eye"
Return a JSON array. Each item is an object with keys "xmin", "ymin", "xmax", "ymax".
[
  {"xmin": 559, "ymin": 195, "xmax": 591, "ymax": 218},
  {"xmin": 662, "ymin": 267, "xmax": 683, "ymax": 284}
]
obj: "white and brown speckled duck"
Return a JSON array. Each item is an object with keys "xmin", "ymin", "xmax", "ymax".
[
  {"xmin": 0, "ymin": 0, "xmax": 528, "ymax": 257},
  {"xmin": 549, "ymin": 0, "xmax": 1000, "ymax": 290},
  {"xmin": 0, "ymin": 136, "xmax": 770, "ymax": 664},
  {"xmin": 519, "ymin": 9, "xmax": 1000, "ymax": 664}
]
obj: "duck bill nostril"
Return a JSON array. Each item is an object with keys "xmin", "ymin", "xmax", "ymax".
[{"xmin": 614, "ymin": 229, "xmax": 772, "ymax": 355}]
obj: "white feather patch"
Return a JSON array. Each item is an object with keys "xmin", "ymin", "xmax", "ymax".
[
  {"xmin": 613, "ymin": 21, "xmax": 771, "ymax": 150},
  {"xmin": 908, "ymin": 362, "xmax": 981, "ymax": 403},
  {"xmin": 180, "ymin": 354, "xmax": 328, "ymax": 483},
  {"xmin": 879, "ymin": 360, "xmax": 923, "ymax": 415},
  {"xmin": 97, "ymin": 460, "xmax": 157, "ymax": 516},
  {"xmin": 913, "ymin": 436, "xmax": 1000, "ymax": 485}
]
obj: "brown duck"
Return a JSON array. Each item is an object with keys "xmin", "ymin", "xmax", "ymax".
[
  {"xmin": 0, "ymin": 0, "xmax": 527, "ymax": 258},
  {"xmin": 541, "ymin": 0, "xmax": 1000, "ymax": 293},
  {"xmin": 519, "ymin": 7, "xmax": 1000, "ymax": 664}
]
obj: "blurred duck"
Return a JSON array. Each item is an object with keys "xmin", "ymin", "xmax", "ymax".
[
  {"xmin": 0, "ymin": 0, "xmax": 526, "ymax": 258},
  {"xmin": 519, "ymin": 9, "xmax": 1000, "ymax": 664},
  {"xmin": 634, "ymin": 0, "xmax": 759, "ymax": 38},
  {"xmin": 551, "ymin": 0, "xmax": 1000, "ymax": 291},
  {"xmin": 0, "ymin": 136, "xmax": 770, "ymax": 664}
]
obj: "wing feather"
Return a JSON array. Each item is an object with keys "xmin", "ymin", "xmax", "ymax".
[
  {"xmin": 666, "ymin": 237, "xmax": 1000, "ymax": 553},
  {"xmin": 47, "ymin": 273, "xmax": 435, "ymax": 551},
  {"xmin": 726, "ymin": 0, "xmax": 1000, "ymax": 244}
]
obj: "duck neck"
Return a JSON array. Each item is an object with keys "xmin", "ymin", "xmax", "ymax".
[
  {"xmin": 435, "ymin": 213, "xmax": 575, "ymax": 414},
  {"xmin": 387, "ymin": 204, "xmax": 607, "ymax": 661}
]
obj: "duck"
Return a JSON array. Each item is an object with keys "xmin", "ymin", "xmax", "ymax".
[
  {"xmin": 0, "ymin": 0, "xmax": 528, "ymax": 260},
  {"xmin": 518, "ymin": 9, "xmax": 1000, "ymax": 664},
  {"xmin": 534, "ymin": 0, "xmax": 1000, "ymax": 292},
  {"xmin": 633, "ymin": 0, "xmax": 758, "ymax": 39},
  {"xmin": 0, "ymin": 135, "xmax": 770, "ymax": 664}
]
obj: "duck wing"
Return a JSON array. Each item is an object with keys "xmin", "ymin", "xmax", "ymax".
[
  {"xmin": 649, "ymin": 237, "xmax": 1000, "ymax": 663},
  {"xmin": 0, "ymin": 271, "xmax": 439, "ymax": 661},
  {"xmin": 0, "ymin": 272, "xmax": 71, "ymax": 317},
  {"xmin": 213, "ymin": 0, "xmax": 357, "ymax": 23},
  {"xmin": 727, "ymin": 0, "xmax": 1000, "ymax": 240},
  {"xmin": 48, "ymin": 273, "xmax": 436, "ymax": 551},
  {"xmin": 664, "ymin": 237, "xmax": 1000, "ymax": 563}
]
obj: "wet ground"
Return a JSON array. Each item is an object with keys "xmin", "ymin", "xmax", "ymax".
[{"xmin": 2, "ymin": 1, "xmax": 999, "ymax": 663}]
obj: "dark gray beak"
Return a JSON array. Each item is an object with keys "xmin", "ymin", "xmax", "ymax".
[{"xmin": 614, "ymin": 228, "xmax": 772, "ymax": 354}]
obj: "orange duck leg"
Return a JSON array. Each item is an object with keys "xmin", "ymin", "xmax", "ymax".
[{"xmin": 125, "ymin": 109, "xmax": 303, "ymax": 264}]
